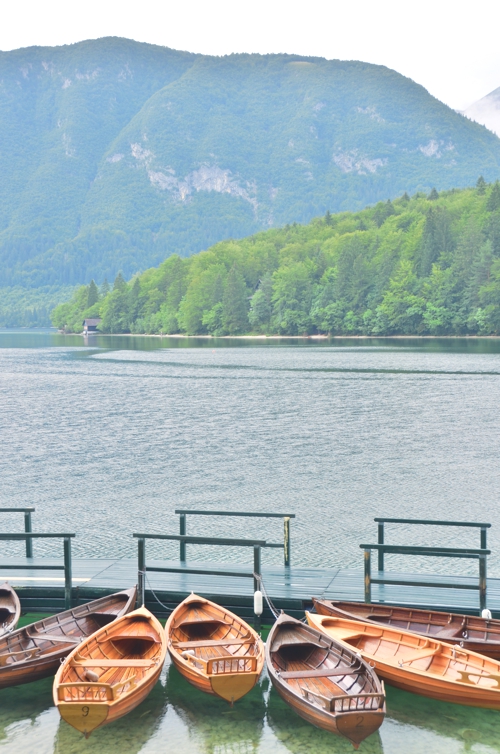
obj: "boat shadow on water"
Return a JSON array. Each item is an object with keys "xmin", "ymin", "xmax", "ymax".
[
  {"xmin": 165, "ymin": 657, "xmax": 266, "ymax": 754},
  {"xmin": 386, "ymin": 685, "xmax": 500, "ymax": 752}
]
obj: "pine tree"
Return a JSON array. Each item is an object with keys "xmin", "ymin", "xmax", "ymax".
[
  {"xmin": 325, "ymin": 210, "xmax": 332, "ymax": 225},
  {"xmin": 476, "ymin": 176, "xmax": 486, "ymax": 195},
  {"xmin": 100, "ymin": 278, "xmax": 110, "ymax": 297},
  {"xmin": 113, "ymin": 272, "xmax": 126, "ymax": 291},
  {"xmin": 428, "ymin": 188, "xmax": 439, "ymax": 201},
  {"xmin": 222, "ymin": 266, "xmax": 249, "ymax": 334},
  {"xmin": 401, "ymin": 192, "xmax": 410, "ymax": 202},
  {"xmin": 86, "ymin": 280, "xmax": 99, "ymax": 308},
  {"xmin": 487, "ymin": 181, "xmax": 500, "ymax": 212}
]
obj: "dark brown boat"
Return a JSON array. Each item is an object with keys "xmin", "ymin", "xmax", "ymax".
[
  {"xmin": 266, "ymin": 613, "xmax": 385, "ymax": 750},
  {"xmin": 0, "ymin": 587, "xmax": 136, "ymax": 689},
  {"xmin": 0, "ymin": 583, "xmax": 21, "ymax": 636},
  {"xmin": 313, "ymin": 599, "xmax": 500, "ymax": 659}
]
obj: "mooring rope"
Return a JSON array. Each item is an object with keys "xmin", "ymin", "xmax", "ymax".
[
  {"xmin": 140, "ymin": 570, "xmax": 174, "ymax": 614},
  {"xmin": 254, "ymin": 571, "xmax": 280, "ymax": 619}
]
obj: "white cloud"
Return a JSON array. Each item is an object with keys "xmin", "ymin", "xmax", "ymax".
[{"xmin": 1, "ymin": 0, "xmax": 499, "ymax": 110}]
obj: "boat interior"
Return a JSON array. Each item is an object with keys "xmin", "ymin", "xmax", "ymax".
[
  {"xmin": 311, "ymin": 616, "xmax": 500, "ymax": 689},
  {"xmin": 270, "ymin": 624, "xmax": 382, "ymax": 711}
]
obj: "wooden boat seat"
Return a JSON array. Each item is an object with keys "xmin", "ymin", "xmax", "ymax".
[
  {"xmin": 26, "ymin": 632, "xmax": 81, "ymax": 644},
  {"xmin": 280, "ymin": 665, "xmax": 361, "ymax": 679},
  {"xmin": 271, "ymin": 639, "xmax": 326, "ymax": 652},
  {"xmin": 70, "ymin": 658, "xmax": 156, "ymax": 668},
  {"xmin": 99, "ymin": 632, "xmax": 160, "ymax": 644},
  {"xmin": 435, "ymin": 627, "xmax": 463, "ymax": 639},
  {"xmin": 398, "ymin": 647, "xmax": 441, "ymax": 665},
  {"xmin": 175, "ymin": 637, "xmax": 252, "ymax": 649}
]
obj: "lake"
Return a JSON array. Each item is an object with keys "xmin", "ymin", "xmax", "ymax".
[
  {"xmin": 1, "ymin": 330, "xmax": 499, "ymax": 573},
  {"xmin": 1, "ymin": 330, "xmax": 500, "ymax": 753}
]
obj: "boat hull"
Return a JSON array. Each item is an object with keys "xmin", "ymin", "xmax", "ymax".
[
  {"xmin": 266, "ymin": 613, "xmax": 385, "ymax": 749},
  {"xmin": 269, "ymin": 669, "xmax": 384, "ymax": 748},
  {"xmin": 166, "ymin": 593, "xmax": 264, "ymax": 703},
  {"xmin": 0, "ymin": 583, "xmax": 21, "ymax": 637},
  {"xmin": 54, "ymin": 606, "xmax": 166, "ymax": 736},
  {"xmin": 307, "ymin": 612, "xmax": 500, "ymax": 711},
  {"xmin": 0, "ymin": 588, "xmax": 136, "ymax": 689},
  {"xmin": 313, "ymin": 599, "xmax": 500, "ymax": 660}
]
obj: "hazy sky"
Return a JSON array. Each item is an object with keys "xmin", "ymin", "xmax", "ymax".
[{"xmin": 2, "ymin": 0, "xmax": 499, "ymax": 110}]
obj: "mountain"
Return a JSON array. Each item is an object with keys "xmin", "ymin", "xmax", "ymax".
[
  {"xmin": 464, "ymin": 87, "xmax": 500, "ymax": 138},
  {"xmin": 52, "ymin": 181, "xmax": 500, "ymax": 337},
  {"xmin": 2, "ymin": 37, "xmax": 500, "ymax": 291}
]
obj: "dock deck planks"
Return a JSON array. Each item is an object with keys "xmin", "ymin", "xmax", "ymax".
[{"xmin": 2, "ymin": 557, "xmax": 499, "ymax": 619}]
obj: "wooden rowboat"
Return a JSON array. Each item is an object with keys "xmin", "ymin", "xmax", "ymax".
[
  {"xmin": 166, "ymin": 593, "xmax": 264, "ymax": 703},
  {"xmin": 0, "ymin": 587, "xmax": 136, "ymax": 689},
  {"xmin": 307, "ymin": 611, "xmax": 500, "ymax": 710},
  {"xmin": 313, "ymin": 598, "xmax": 500, "ymax": 659},
  {"xmin": 54, "ymin": 605, "xmax": 166, "ymax": 737},
  {"xmin": 0, "ymin": 583, "xmax": 21, "ymax": 636},
  {"xmin": 266, "ymin": 613, "xmax": 385, "ymax": 749}
]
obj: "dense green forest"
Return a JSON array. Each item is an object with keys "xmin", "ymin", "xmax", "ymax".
[
  {"xmin": 0, "ymin": 286, "xmax": 75, "ymax": 327},
  {"xmin": 2, "ymin": 38, "xmax": 500, "ymax": 288},
  {"xmin": 52, "ymin": 181, "xmax": 500, "ymax": 336}
]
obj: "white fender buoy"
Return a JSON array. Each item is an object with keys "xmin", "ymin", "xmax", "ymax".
[
  {"xmin": 482, "ymin": 608, "xmax": 492, "ymax": 619},
  {"xmin": 254, "ymin": 590, "xmax": 263, "ymax": 617}
]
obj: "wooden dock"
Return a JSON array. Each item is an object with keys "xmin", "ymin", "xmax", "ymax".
[{"xmin": 3, "ymin": 556, "xmax": 500, "ymax": 621}]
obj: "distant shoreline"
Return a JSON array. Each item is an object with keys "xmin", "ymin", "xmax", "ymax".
[{"xmin": 73, "ymin": 332, "xmax": 500, "ymax": 340}]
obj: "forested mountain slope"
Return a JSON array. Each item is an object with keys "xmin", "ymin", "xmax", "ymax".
[
  {"xmin": 53, "ymin": 181, "xmax": 500, "ymax": 336},
  {"xmin": 2, "ymin": 37, "xmax": 500, "ymax": 289}
]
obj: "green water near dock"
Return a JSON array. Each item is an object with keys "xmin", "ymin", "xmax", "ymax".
[
  {"xmin": 1, "ymin": 659, "xmax": 500, "ymax": 754},
  {"xmin": 0, "ymin": 617, "xmax": 498, "ymax": 754}
]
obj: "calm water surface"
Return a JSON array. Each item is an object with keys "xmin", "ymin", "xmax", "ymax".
[
  {"xmin": 0, "ymin": 330, "xmax": 499, "ymax": 572},
  {"xmin": 1, "ymin": 332, "xmax": 500, "ymax": 753}
]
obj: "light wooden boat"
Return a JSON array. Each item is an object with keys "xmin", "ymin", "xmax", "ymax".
[
  {"xmin": 0, "ymin": 583, "xmax": 21, "ymax": 636},
  {"xmin": 307, "ymin": 611, "xmax": 500, "ymax": 709},
  {"xmin": 0, "ymin": 587, "xmax": 136, "ymax": 689},
  {"xmin": 313, "ymin": 598, "xmax": 500, "ymax": 659},
  {"xmin": 54, "ymin": 605, "xmax": 166, "ymax": 737},
  {"xmin": 266, "ymin": 613, "xmax": 385, "ymax": 749},
  {"xmin": 166, "ymin": 593, "xmax": 264, "ymax": 703}
]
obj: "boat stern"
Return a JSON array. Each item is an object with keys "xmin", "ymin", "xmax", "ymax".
[
  {"xmin": 208, "ymin": 656, "xmax": 261, "ymax": 703},
  {"xmin": 57, "ymin": 702, "xmax": 109, "ymax": 737}
]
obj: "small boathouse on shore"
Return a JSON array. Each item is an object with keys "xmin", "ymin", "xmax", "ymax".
[{"xmin": 82, "ymin": 318, "xmax": 101, "ymax": 334}]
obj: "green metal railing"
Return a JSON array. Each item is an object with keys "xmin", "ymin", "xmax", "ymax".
[
  {"xmin": 374, "ymin": 518, "xmax": 491, "ymax": 571},
  {"xmin": 174, "ymin": 510, "xmax": 296, "ymax": 566},
  {"xmin": 0, "ymin": 533, "xmax": 75, "ymax": 608},
  {"xmin": 0, "ymin": 507, "xmax": 35, "ymax": 557},
  {"xmin": 133, "ymin": 533, "xmax": 268, "ymax": 609}
]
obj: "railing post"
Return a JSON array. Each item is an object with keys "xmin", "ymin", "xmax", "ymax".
[
  {"xmin": 284, "ymin": 517, "xmax": 291, "ymax": 567},
  {"xmin": 481, "ymin": 526, "xmax": 488, "ymax": 551},
  {"xmin": 180, "ymin": 514, "xmax": 186, "ymax": 562},
  {"xmin": 137, "ymin": 537, "xmax": 146, "ymax": 607},
  {"xmin": 63, "ymin": 537, "xmax": 72, "ymax": 610},
  {"xmin": 377, "ymin": 522, "xmax": 384, "ymax": 571},
  {"xmin": 253, "ymin": 545, "xmax": 261, "ymax": 593},
  {"xmin": 479, "ymin": 554, "xmax": 487, "ymax": 613},
  {"xmin": 364, "ymin": 548, "xmax": 372, "ymax": 604},
  {"xmin": 24, "ymin": 511, "xmax": 33, "ymax": 558}
]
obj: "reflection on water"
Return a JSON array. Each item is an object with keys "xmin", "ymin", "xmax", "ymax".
[{"xmin": 2, "ymin": 657, "xmax": 500, "ymax": 753}]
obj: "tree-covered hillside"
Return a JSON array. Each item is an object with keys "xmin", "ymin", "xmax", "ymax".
[
  {"xmin": 52, "ymin": 181, "xmax": 500, "ymax": 336},
  {"xmin": 2, "ymin": 38, "xmax": 500, "ymax": 289}
]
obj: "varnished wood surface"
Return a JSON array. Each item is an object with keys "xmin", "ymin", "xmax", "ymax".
[
  {"xmin": 166, "ymin": 593, "xmax": 264, "ymax": 703},
  {"xmin": 313, "ymin": 599, "xmax": 500, "ymax": 659},
  {"xmin": 0, "ymin": 583, "xmax": 21, "ymax": 636},
  {"xmin": 307, "ymin": 612, "xmax": 500, "ymax": 710},
  {"xmin": 266, "ymin": 613, "xmax": 385, "ymax": 749},
  {"xmin": 0, "ymin": 588, "xmax": 136, "ymax": 689},
  {"xmin": 54, "ymin": 605, "xmax": 166, "ymax": 737}
]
